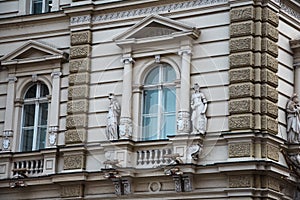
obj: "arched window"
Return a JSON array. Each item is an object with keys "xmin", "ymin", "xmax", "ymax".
[
  {"xmin": 21, "ymin": 82, "xmax": 49, "ymax": 151},
  {"xmin": 142, "ymin": 63, "xmax": 176, "ymax": 140}
]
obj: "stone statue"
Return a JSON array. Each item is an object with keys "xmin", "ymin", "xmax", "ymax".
[
  {"xmin": 191, "ymin": 83, "xmax": 207, "ymax": 134},
  {"xmin": 106, "ymin": 93, "xmax": 120, "ymax": 140},
  {"xmin": 286, "ymin": 94, "xmax": 300, "ymax": 143}
]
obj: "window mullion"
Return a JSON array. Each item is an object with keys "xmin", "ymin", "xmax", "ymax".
[{"xmin": 32, "ymin": 83, "xmax": 41, "ymax": 150}]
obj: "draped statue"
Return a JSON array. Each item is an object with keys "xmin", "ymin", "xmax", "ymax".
[
  {"xmin": 106, "ymin": 93, "xmax": 120, "ymax": 140},
  {"xmin": 286, "ymin": 94, "xmax": 300, "ymax": 143},
  {"xmin": 191, "ymin": 83, "xmax": 207, "ymax": 134}
]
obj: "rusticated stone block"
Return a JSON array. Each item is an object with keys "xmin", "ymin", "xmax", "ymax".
[
  {"xmin": 267, "ymin": 177, "xmax": 280, "ymax": 191},
  {"xmin": 65, "ymin": 129, "xmax": 86, "ymax": 144},
  {"xmin": 229, "ymin": 175, "xmax": 253, "ymax": 188},
  {"xmin": 229, "ymin": 143, "xmax": 252, "ymax": 158},
  {"xmin": 230, "ymin": 7, "xmax": 254, "ymax": 22},
  {"xmin": 230, "ymin": 37, "xmax": 254, "ymax": 53},
  {"xmin": 66, "ymin": 114, "xmax": 87, "ymax": 128},
  {"xmin": 67, "ymin": 99, "xmax": 88, "ymax": 114},
  {"xmin": 229, "ymin": 99, "xmax": 254, "ymax": 114},
  {"xmin": 61, "ymin": 185, "xmax": 83, "ymax": 197},
  {"xmin": 262, "ymin": 23, "xmax": 278, "ymax": 42},
  {"xmin": 262, "ymin": 8, "xmax": 279, "ymax": 27},
  {"xmin": 69, "ymin": 59, "xmax": 90, "ymax": 73},
  {"xmin": 229, "ymin": 114, "xmax": 254, "ymax": 129},
  {"xmin": 63, "ymin": 154, "xmax": 85, "ymax": 170},
  {"xmin": 230, "ymin": 52, "xmax": 254, "ymax": 68},
  {"xmin": 261, "ymin": 100, "xmax": 278, "ymax": 118},
  {"xmin": 229, "ymin": 68, "xmax": 254, "ymax": 83},
  {"xmin": 261, "ymin": 53, "xmax": 278, "ymax": 72},
  {"xmin": 70, "ymin": 45, "xmax": 90, "ymax": 59},
  {"xmin": 261, "ymin": 84, "xmax": 278, "ymax": 103},
  {"xmin": 266, "ymin": 144, "xmax": 279, "ymax": 161},
  {"xmin": 69, "ymin": 72, "xmax": 89, "ymax": 85},
  {"xmin": 230, "ymin": 21, "xmax": 254, "ymax": 37},
  {"xmin": 71, "ymin": 31, "xmax": 91, "ymax": 45},
  {"xmin": 261, "ymin": 116, "xmax": 278, "ymax": 134},
  {"xmin": 261, "ymin": 69, "xmax": 278, "ymax": 87},
  {"xmin": 68, "ymin": 85, "xmax": 89, "ymax": 100},
  {"xmin": 229, "ymin": 83, "xmax": 254, "ymax": 98},
  {"xmin": 262, "ymin": 39, "xmax": 278, "ymax": 57}
]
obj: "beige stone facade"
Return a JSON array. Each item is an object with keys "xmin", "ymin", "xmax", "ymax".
[{"xmin": 0, "ymin": 0, "xmax": 299, "ymax": 199}]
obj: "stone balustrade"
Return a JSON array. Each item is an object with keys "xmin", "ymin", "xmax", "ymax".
[
  {"xmin": 13, "ymin": 159, "xmax": 44, "ymax": 177},
  {"xmin": 136, "ymin": 146, "xmax": 173, "ymax": 168}
]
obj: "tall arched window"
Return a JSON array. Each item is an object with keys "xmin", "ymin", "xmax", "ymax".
[
  {"xmin": 21, "ymin": 82, "xmax": 49, "ymax": 151},
  {"xmin": 142, "ymin": 63, "xmax": 176, "ymax": 140}
]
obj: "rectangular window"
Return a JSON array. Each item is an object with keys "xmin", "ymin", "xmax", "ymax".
[{"xmin": 31, "ymin": 0, "xmax": 52, "ymax": 14}]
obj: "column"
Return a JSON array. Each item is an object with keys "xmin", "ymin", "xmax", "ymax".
[
  {"xmin": 295, "ymin": 63, "xmax": 300, "ymax": 96},
  {"xmin": 2, "ymin": 76, "xmax": 17, "ymax": 151},
  {"xmin": 177, "ymin": 49, "xmax": 192, "ymax": 134},
  {"xmin": 47, "ymin": 71, "xmax": 62, "ymax": 147},
  {"xmin": 119, "ymin": 57, "xmax": 134, "ymax": 139}
]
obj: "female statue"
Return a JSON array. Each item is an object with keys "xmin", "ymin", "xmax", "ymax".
[
  {"xmin": 191, "ymin": 83, "xmax": 207, "ymax": 134},
  {"xmin": 286, "ymin": 94, "xmax": 300, "ymax": 143},
  {"xmin": 106, "ymin": 93, "xmax": 120, "ymax": 140}
]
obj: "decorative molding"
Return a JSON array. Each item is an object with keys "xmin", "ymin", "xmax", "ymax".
[
  {"xmin": 280, "ymin": 1, "xmax": 300, "ymax": 20},
  {"xmin": 63, "ymin": 154, "xmax": 85, "ymax": 170},
  {"xmin": 119, "ymin": 117, "xmax": 132, "ymax": 139},
  {"xmin": 70, "ymin": 15, "xmax": 91, "ymax": 26},
  {"xmin": 177, "ymin": 111, "xmax": 191, "ymax": 133},
  {"xmin": 61, "ymin": 185, "xmax": 83, "ymax": 197},
  {"xmin": 7, "ymin": 76, "xmax": 17, "ymax": 83},
  {"xmin": 51, "ymin": 71, "xmax": 62, "ymax": 79},
  {"xmin": 148, "ymin": 182, "xmax": 161, "ymax": 192},
  {"xmin": 229, "ymin": 175, "xmax": 252, "ymax": 188},
  {"xmin": 121, "ymin": 57, "xmax": 134, "ymax": 64},
  {"xmin": 71, "ymin": 31, "xmax": 91, "ymax": 46},
  {"xmin": 91, "ymin": 0, "xmax": 228, "ymax": 24},
  {"xmin": 48, "ymin": 126, "xmax": 58, "ymax": 146}
]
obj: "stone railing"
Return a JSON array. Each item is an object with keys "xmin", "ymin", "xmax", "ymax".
[
  {"xmin": 12, "ymin": 159, "xmax": 44, "ymax": 177},
  {"xmin": 136, "ymin": 142, "xmax": 173, "ymax": 168}
]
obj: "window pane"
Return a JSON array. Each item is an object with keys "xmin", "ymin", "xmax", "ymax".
[
  {"xmin": 23, "ymin": 104, "xmax": 36, "ymax": 127},
  {"xmin": 36, "ymin": 127, "xmax": 47, "ymax": 150},
  {"xmin": 163, "ymin": 87, "xmax": 176, "ymax": 112},
  {"xmin": 40, "ymin": 84, "xmax": 49, "ymax": 97},
  {"xmin": 162, "ymin": 114, "xmax": 176, "ymax": 138},
  {"xmin": 21, "ymin": 129, "xmax": 34, "ymax": 151},
  {"xmin": 163, "ymin": 65, "xmax": 176, "ymax": 82},
  {"xmin": 145, "ymin": 67, "xmax": 159, "ymax": 85},
  {"xmin": 143, "ymin": 90, "xmax": 158, "ymax": 114},
  {"xmin": 142, "ymin": 116, "xmax": 158, "ymax": 141},
  {"xmin": 38, "ymin": 103, "xmax": 48, "ymax": 125},
  {"xmin": 32, "ymin": 0, "xmax": 43, "ymax": 14},
  {"xmin": 25, "ymin": 84, "xmax": 37, "ymax": 99}
]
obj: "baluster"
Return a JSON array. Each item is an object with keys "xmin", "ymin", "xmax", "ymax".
[
  {"xmin": 141, "ymin": 150, "xmax": 145, "ymax": 165},
  {"xmin": 153, "ymin": 149, "xmax": 159, "ymax": 165},
  {"xmin": 33, "ymin": 160, "xmax": 36, "ymax": 174},
  {"xmin": 149, "ymin": 150, "xmax": 154, "ymax": 164},
  {"xmin": 162, "ymin": 149, "xmax": 167, "ymax": 163},
  {"xmin": 40, "ymin": 160, "xmax": 44, "ymax": 173},
  {"xmin": 137, "ymin": 151, "xmax": 142, "ymax": 165}
]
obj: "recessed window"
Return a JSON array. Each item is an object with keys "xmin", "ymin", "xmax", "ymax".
[
  {"xmin": 21, "ymin": 82, "xmax": 49, "ymax": 151},
  {"xmin": 142, "ymin": 64, "xmax": 176, "ymax": 140},
  {"xmin": 31, "ymin": 0, "xmax": 52, "ymax": 14}
]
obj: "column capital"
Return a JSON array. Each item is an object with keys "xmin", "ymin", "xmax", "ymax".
[
  {"xmin": 178, "ymin": 49, "xmax": 192, "ymax": 56},
  {"xmin": 51, "ymin": 71, "xmax": 62, "ymax": 79},
  {"xmin": 122, "ymin": 57, "xmax": 134, "ymax": 64},
  {"xmin": 7, "ymin": 76, "xmax": 17, "ymax": 83}
]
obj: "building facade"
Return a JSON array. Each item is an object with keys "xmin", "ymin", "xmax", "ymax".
[{"xmin": 0, "ymin": 0, "xmax": 299, "ymax": 199}]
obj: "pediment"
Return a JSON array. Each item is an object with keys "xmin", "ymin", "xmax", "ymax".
[
  {"xmin": 114, "ymin": 14, "xmax": 200, "ymax": 45},
  {"xmin": 1, "ymin": 40, "xmax": 68, "ymax": 65}
]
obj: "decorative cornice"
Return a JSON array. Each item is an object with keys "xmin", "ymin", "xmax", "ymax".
[
  {"xmin": 70, "ymin": 0, "xmax": 227, "ymax": 25},
  {"xmin": 279, "ymin": 0, "xmax": 300, "ymax": 20}
]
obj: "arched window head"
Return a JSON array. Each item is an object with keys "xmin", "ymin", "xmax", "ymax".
[
  {"xmin": 21, "ymin": 82, "xmax": 49, "ymax": 151},
  {"xmin": 142, "ymin": 63, "xmax": 176, "ymax": 140}
]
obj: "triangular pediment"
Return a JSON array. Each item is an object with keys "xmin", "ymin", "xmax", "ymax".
[
  {"xmin": 114, "ymin": 14, "xmax": 200, "ymax": 45},
  {"xmin": 1, "ymin": 40, "xmax": 67, "ymax": 65}
]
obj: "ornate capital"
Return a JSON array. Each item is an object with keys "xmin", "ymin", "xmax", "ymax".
[
  {"xmin": 121, "ymin": 57, "xmax": 134, "ymax": 64},
  {"xmin": 51, "ymin": 71, "xmax": 62, "ymax": 79},
  {"xmin": 7, "ymin": 76, "xmax": 17, "ymax": 83},
  {"xmin": 178, "ymin": 49, "xmax": 192, "ymax": 56}
]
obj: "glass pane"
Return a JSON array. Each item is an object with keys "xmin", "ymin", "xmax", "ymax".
[
  {"xmin": 36, "ymin": 127, "xmax": 47, "ymax": 150},
  {"xmin": 32, "ymin": 0, "xmax": 43, "ymax": 14},
  {"xmin": 25, "ymin": 84, "xmax": 37, "ymax": 99},
  {"xmin": 145, "ymin": 67, "xmax": 159, "ymax": 85},
  {"xmin": 40, "ymin": 84, "xmax": 49, "ymax": 97},
  {"xmin": 23, "ymin": 104, "xmax": 36, "ymax": 127},
  {"xmin": 143, "ymin": 90, "xmax": 158, "ymax": 114},
  {"xmin": 21, "ymin": 129, "xmax": 34, "ymax": 151},
  {"xmin": 142, "ymin": 116, "xmax": 158, "ymax": 141},
  {"xmin": 163, "ymin": 87, "xmax": 176, "ymax": 112},
  {"xmin": 38, "ymin": 103, "xmax": 48, "ymax": 125},
  {"xmin": 163, "ymin": 65, "xmax": 176, "ymax": 82},
  {"xmin": 162, "ymin": 114, "xmax": 176, "ymax": 138}
]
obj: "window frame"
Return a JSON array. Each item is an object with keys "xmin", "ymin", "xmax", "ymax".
[
  {"xmin": 141, "ymin": 63, "xmax": 177, "ymax": 141},
  {"xmin": 20, "ymin": 82, "xmax": 49, "ymax": 152},
  {"xmin": 30, "ymin": 0, "xmax": 52, "ymax": 14}
]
